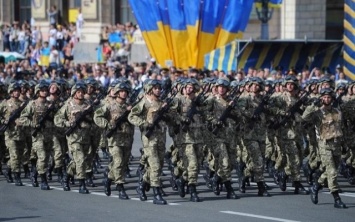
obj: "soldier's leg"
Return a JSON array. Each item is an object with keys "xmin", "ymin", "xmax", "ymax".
[
  {"xmin": 22, "ymin": 131, "xmax": 32, "ymax": 178},
  {"xmin": 34, "ymin": 138, "xmax": 51, "ymax": 190},
  {"xmin": 108, "ymin": 145, "xmax": 129, "ymax": 199},
  {"xmin": 72, "ymin": 143, "xmax": 90, "ymax": 194},
  {"xmin": 180, "ymin": 143, "xmax": 200, "ymax": 201},
  {"xmin": 52, "ymin": 135, "xmax": 64, "ymax": 183},
  {"xmin": 0, "ymin": 134, "xmax": 5, "ymax": 174},
  {"xmin": 7, "ymin": 140, "xmax": 24, "ymax": 186}
]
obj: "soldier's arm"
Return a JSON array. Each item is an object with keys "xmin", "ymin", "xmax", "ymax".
[
  {"xmin": 203, "ymin": 97, "xmax": 216, "ymax": 122},
  {"xmin": 301, "ymin": 105, "xmax": 318, "ymax": 124},
  {"xmin": 18, "ymin": 101, "xmax": 33, "ymax": 127},
  {"xmin": 0, "ymin": 101, "xmax": 6, "ymax": 124},
  {"xmin": 93, "ymin": 104, "xmax": 109, "ymax": 129},
  {"xmin": 54, "ymin": 104, "xmax": 69, "ymax": 128},
  {"xmin": 128, "ymin": 99, "xmax": 145, "ymax": 127},
  {"xmin": 236, "ymin": 96, "xmax": 252, "ymax": 119}
]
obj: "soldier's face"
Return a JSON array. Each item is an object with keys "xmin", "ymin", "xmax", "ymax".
[
  {"xmin": 321, "ymin": 83, "xmax": 331, "ymax": 89},
  {"xmin": 251, "ymin": 83, "xmax": 260, "ymax": 92},
  {"xmin": 152, "ymin": 86, "xmax": 161, "ymax": 97},
  {"xmin": 118, "ymin": 90, "xmax": 128, "ymax": 99},
  {"xmin": 39, "ymin": 88, "xmax": 48, "ymax": 97},
  {"xmin": 75, "ymin": 89, "xmax": 85, "ymax": 100},
  {"xmin": 286, "ymin": 83, "xmax": 294, "ymax": 92},
  {"xmin": 217, "ymin": 86, "xmax": 227, "ymax": 95},
  {"xmin": 321, "ymin": 95, "xmax": 332, "ymax": 105},
  {"xmin": 87, "ymin": 85, "xmax": 95, "ymax": 94},
  {"xmin": 185, "ymin": 84, "xmax": 194, "ymax": 95},
  {"xmin": 12, "ymin": 89, "xmax": 21, "ymax": 98},
  {"xmin": 50, "ymin": 85, "xmax": 58, "ymax": 94}
]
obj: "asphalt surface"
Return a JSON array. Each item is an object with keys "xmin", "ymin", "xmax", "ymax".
[{"xmin": 1, "ymin": 129, "xmax": 355, "ymax": 222}]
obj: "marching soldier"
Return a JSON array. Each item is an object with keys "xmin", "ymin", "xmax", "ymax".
[
  {"xmin": 0, "ymin": 82, "xmax": 26, "ymax": 186},
  {"xmin": 94, "ymin": 81, "xmax": 133, "ymax": 199},
  {"xmin": 303, "ymin": 88, "xmax": 347, "ymax": 208},
  {"xmin": 19, "ymin": 81, "xmax": 53, "ymax": 190},
  {"xmin": 54, "ymin": 82, "xmax": 93, "ymax": 194},
  {"xmin": 128, "ymin": 79, "xmax": 173, "ymax": 205},
  {"xmin": 204, "ymin": 77, "xmax": 239, "ymax": 199}
]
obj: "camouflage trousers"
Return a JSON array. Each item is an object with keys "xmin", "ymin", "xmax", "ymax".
[
  {"xmin": 86, "ymin": 127, "xmax": 101, "ymax": 172},
  {"xmin": 265, "ymin": 133, "xmax": 278, "ymax": 162},
  {"xmin": 275, "ymin": 139, "xmax": 301, "ymax": 181},
  {"xmin": 5, "ymin": 139, "xmax": 24, "ymax": 173},
  {"xmin": 108, "ymin": 145, "xmax": 132, "ymax": 184},
  {"xmin": 179, "ymin": 143, "xmax": 203, "ymax": 185},
  {"xmin": 213, "ymin": 142, "xmax": 235, "ymax": 183},
  {"xmin": 32, "ymin": 137, "xmax": 53, "ymax": 174},
  {"xmin": 243, "ymin": 139, "xmax": 265, "ymax": 182},
  {"xmin": 52, "ymin": 134, "xmax": 67, "ymax": 168},
  {"xmin": 0, "ymin": 134, "xmax": 7, "ymax": 162},
  {"xmin": 67, "ymin": 142, "xmax": 90, "ymax": 179},
  {"xmin": 22, "ymin": 129, "xmax": 32, "ymax": 165}
]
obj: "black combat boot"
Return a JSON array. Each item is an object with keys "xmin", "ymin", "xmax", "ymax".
[
  {"xmin": 79, "ymin": 179, "xmax": 89, "ymax": 194},
  {"xmin": 169, "ymin": 168, "xmax": 178, "ymax": 191},
  {"xmin": 189, "ymin": 184, "xmax": 201, "ymax": 202},
  {"xmin": 47, "ymin": 160, "xmax": 54, "ymax": 181},
  {"xmin": 0, "ymin": 164, "xmax": 2, "ymax": 175},
  {"xmin": 31, "ymin": 168, "xmax": 39, "ymax": 187},
  {"xmin": 86, "ymin": 172, "xmax": 96, "ymax": 187},
  {"xmin": 136, "ymin": 180, "xmax": 147, "ymax": 201},
  {"xmin": 62, "ymin": 174, "xmax": 71, "ymax": 191},
  {"xmin": 55, "ymin": 167, "xmax": 63, "ymax": 184},
  {"xmin": 224, "ymin": 181, "xmax": 239, "ymax": 199},
  {"xmin": 294, "ymin": 181, "xmax": 309, "ymax": 195},
  {"xmin": 136, "ymin": 163, "xmax": 144, "ymax": 177},
  {"xmin": 212, "ymin": 175, "xmax": 222, "ymax": 196},
  {"xmin": 257, "ymin": 181, "xmax": 271, "ymax": 197},
  {"xmin": 332, "ymin": 191, "xmax": 347, "ymax": 208},
  {"xmin": 103, "ymin": 177, "xmax": 112, "ymax": 196},
  {"xmin": 5, "ymin": 167, "xmax": 13, "ymax": 183},
  {"xmin": 238, "ymin": 177, "xmax": 246, "ymax": 193},
  {"xmin": 153, "ymin": 187, "xmax": 167, "ymax": 205},
  {"xmin": 40, "ymin": 174, "xmax": 50, "ymax": 190},
  {"xmin": 278, "ymin": 171, "xmax": 288, "ymax": 191},
  {"xmin": 310, "ymin": 182, "xmax": 322, "ymax": 204},
  {"xmin": 346, "ymin": 167, "xmax": 355, "ymax": 185},
  {"xmin": 14, "ymin": 172, "xmax": 23, "ymax": 186},
  {"xmin": 101, "ymin": 147, "xmax": 109, "ymax": 159},
  {"xmin": 176, "ymin": 177, "xmax": 186, "ymax": 197},
  {"xmin": 23, "ymin": 164, "xmax": 30, "ymax": 178},
  {"xmin": 117, "ymin": 183, "xmax": 129, "ymax": 199}
]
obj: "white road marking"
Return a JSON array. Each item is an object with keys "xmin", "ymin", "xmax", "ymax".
[
  {"xmin": 220, "ymin": 211, "xmax": 301, "ymax": 222},
  {"xmin": 22, "ymin": 183, "xmax": 181, "ymax": 205}
]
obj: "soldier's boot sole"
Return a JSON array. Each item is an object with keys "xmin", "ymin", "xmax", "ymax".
[
  {"xmin": 118, "ymin": 191, "xmax": 129, "ymax": 200},
  {"xmin": 136, "ymin": 187, "xmax": 147, "ymax": 201},
  {"xmin": 334, "ymin": 198, "xmax": 347, "ymax": 209},
  {"xmin": 310, "ymin": 187, "xmax": 318, "ymax": 204}
]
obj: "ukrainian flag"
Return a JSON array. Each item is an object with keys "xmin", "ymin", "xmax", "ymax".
[
  {"xmin": 344, "ymin": 0, "xmax": 355, "ymax": 80},
  {"xmin": 128, "ymin": 0, "xmax": 254, "ymax": 69}
]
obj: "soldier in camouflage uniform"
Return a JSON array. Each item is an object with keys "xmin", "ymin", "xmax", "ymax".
[
  {"xmin": 47, "ymin": 80, "xmax": 67, "ymax": 184},
  {"xmin": 18, "ymin": 80, "xmax": 31, "ymax": 178},
  {"xmin": 128, "ymin": 79, "xmax": 172, "ymax": 205},
  {"xmin": 19, "ymin": 81, "xmax": 53, "ymax": 190},
  {"xmin": 0, "ymin": 82, "xmax": 25, "ymax": 185},
  {"xmin": 270, "ymin": 75, "xmax": 309, "ymax": 194},
  {"xmin": 54, "ymin": 82, "xmax": 93, "ymax": 194},
  {"xmin": 174, "ymin": 78, "xmax": 205, "ymax": 202},
  {"xmin": 94, "ymin": 81, "xmax": 133, "ymax": 199},
  {"xmin": 0, "ymin": 82, "xmax": 7, "ymax": 175},
  {"xmin": 237, "ymin": 77, "xmax": 270, "ymax": 197},
  {"xmin": 204, "ymin": 77, "xmax": 239, "ymax": 199},
  {"xmin": 303, "ymin": 88, "xmax": 347, "ymax": 208}
]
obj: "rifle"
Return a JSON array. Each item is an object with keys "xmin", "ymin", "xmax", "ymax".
[
  {"xmin": 211, "ymin": 92, "xmax": 241, "ymax": 135},
  {"xmin": 105, "ymin": 90, "xmax": 142, "ymax": 138},
  {"xmin": 270, "ymin": 91, "xmax": 311, "ymax": 129},
  {"xmin": 181, "ymin": 83, "xmax": 211, "ymax": 132},
  {"xmin": 144, "ymin": 90, "xmax": 178, "ymax": 138},
  {"xmin": 333, "ymin": 92, "xmax": 345, "ymax": 108},
  {"xmin": 31, "ymin": 102, "xmax": 57, "ymax": 137},
  {"xmin": 0, "ymin": 100, "xmax": 29, "ymax": 133},
  {"xmin": 248, "ymin": 89, "xmax": 275, "ymax": 128},
  {"xmin": 65, "ymin": 93, "xmax": 104, "ymax": 136}
]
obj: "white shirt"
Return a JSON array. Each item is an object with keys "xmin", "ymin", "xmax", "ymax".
[{"xmin": 49, "ymin": 50, "xmax": 59, "ymax": 64}]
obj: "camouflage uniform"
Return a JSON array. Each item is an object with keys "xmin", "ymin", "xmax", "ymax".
[
  {"xmin": 303, "ymin": 88, "xmax": 346, "ymax": 208},
  {"xmin": 54, "ymin": 82, "xmax": 93, "ymax": 194},
  {"xmin": 94, "ymin": 82, "xmax": 133, "ymax": 199},
  {"xmin": 204, "ymin": 77, "xmax": 238, "ymax": 199},
  {"xmin": 128, "ymin": 79, "xmax": 171, "ymax": 205},
  {"xmin": 0, "ymin": 82, "xmax": 25, "ymax": 185},
  {"xmin": 19, "ymin": 81, "xmax": 53, "ymax": 190}
]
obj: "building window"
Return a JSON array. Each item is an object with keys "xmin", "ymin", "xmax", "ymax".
[
  {"xmin": 326, "ymin": 0, "xmax": 344, "ymax": 39},
  {"xmin": 19, "ymin": 0, "xmax": 32, "ymax": 23},
  {"xmin": 70, "ymin": 0, "xmax": 82, "ymax": 8}
]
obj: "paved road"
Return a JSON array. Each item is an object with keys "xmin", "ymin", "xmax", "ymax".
[{"xmin": 1, "ymin": 130, "xmax": 355, "ymax": 222}]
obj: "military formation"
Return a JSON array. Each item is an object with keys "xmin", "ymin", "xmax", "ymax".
[{"xmin": 0, "ymin": 73, "xmax": 354, "ymax": 209}]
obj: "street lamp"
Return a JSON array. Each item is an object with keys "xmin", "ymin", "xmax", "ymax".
[{"xmin": 255, "ymin": 0, "xmax": 274, "ymax": 40}]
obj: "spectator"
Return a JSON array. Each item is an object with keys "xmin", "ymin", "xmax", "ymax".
[
  {"xmin": 10, "ymin": 21, "xmax": 20, "ymax": 52},
  {"xmin": 47, "ymin": 5, "xmax": 58, "ymax": 26},
  {"xmin": 76, "ymin": 8, "xmax": 84, "ymax": 41}
]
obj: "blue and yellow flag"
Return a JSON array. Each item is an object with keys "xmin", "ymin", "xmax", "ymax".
[
  {"xmin": 205, "ymin": 41, "xmax": 342, "ymax": 73},
  {"xmin": 128, "ymin": 0, "xmax": 254, "ymax": 69},
  {"xmin": 344, "ymin": 0, "xmax": 355, "ymax": 80}
]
